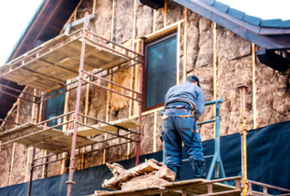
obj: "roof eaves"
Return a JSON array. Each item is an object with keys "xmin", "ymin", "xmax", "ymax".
[
  {"xmin": 200, "ymin": 0, "xmax": 290, "ymax": 29},
  {"xmin": 5, "ymin": 0, "xmax": 46, "ymax": 63}
]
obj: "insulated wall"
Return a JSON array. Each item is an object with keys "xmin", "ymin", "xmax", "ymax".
[{"xmin": 0, "ymin": 0, "xmax": 290, "ymax": 188}]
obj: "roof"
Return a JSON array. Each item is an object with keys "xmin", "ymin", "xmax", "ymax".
[
  {"xmin": 202, "ymin": 0, "xmax": 290, "ymax": 28},
  {"xmin": 174, "ymin": 0, "xmax": 290, "ymax": 50}
]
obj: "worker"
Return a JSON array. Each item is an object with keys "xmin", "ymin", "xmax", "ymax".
[{"xmin": 162, "ymin": 75, "xmax": 206, "ymax": 181}]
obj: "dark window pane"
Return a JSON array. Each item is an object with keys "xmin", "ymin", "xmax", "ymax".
[
  {"xmin": 45, "ymin": 87, "xmax": 65, "ymax": 130},
  {"xmin": 163, "ymin": 69, "xmax": 176, "ymax": 98},
  {"xmin": 147, "ymin": 42, "xmax": 163, "ymax": 77},
  {"xmin": 146, "ymin": 74, "xmax": 163, "ymax": 107},
  {"xmin": 163, "ymin": 36, "xmax": 177, "ymax": 71},
  {"xmin": 145, "ymin": 34, "xmax": 177, "ymax": 108}
]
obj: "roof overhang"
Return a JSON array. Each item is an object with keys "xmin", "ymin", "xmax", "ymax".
[{"xmin": 174, "ymin": 0, "xmax": 290, "ymax": 50}]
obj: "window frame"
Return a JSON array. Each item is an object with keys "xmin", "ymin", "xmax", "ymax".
[{"xmin": 142, "ymin": 32, "xmax": 178, "ymax": 112}]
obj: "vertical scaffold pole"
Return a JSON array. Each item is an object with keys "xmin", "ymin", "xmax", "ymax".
[
  {"xmin": 66, "ymin": 9, "xmax": 90, "ymax": 196},
  {"xmin": 238, "ymin": 85, "xmax": 249, "ymax": 196},
  {"xmin": 135, "ymin": 38, "xmax": 145, "ymax": 166},
  {"xmin": 27, "ymin": 90, "xmax": 41, "ymax": 196}
]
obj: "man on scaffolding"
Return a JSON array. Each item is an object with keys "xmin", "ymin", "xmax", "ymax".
[{"xmin": 162, "ymin": 75, "xmax": 206, "ymax": 181}]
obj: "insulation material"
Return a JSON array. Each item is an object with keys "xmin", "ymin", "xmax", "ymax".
[
  {"xmin": 9, "ymin": 87, "xmax": 34, "ymax": 185},
  {"xmin": 196, "ymin": 29, "xmax": 213, "ymax": 67},
  {"xmin": 103, "ymin": 159, "xmax": 174, "ymax": 190},
  {"xmin": 87, "ymin": 80, "xmax": 108, "ymax": 123},
  {"xmin": 10, "ymin": 144, "xmax": 27, "ymax": 185},
  {"xmin": 32, "ymin": 148, "xmax": 45, "ymax": 181},
  {"xmin": 155, "ymin": 8, "xmax": 164, "ymax": 31},
  {"xmin": 216, "ymin": 25, "xmax": 251, "ymax": 62},
  {"xmin": 83, "ymin": 135, "xmax": 105, "ymax": 169},
  {"xmin": 217, "ymin": 56, "xmax": 254, "ymax": 135},
  {"xmin": 166, "ymin": 1, "xmax": 184, "ymax": 26},
  {"xmin": 255, "ymin": 57, "xmax": 290, "ymax": 128},
  {"xmin": 140, "ymin": 113, "xmax": 154, "ymax": 155},
  {"xmin": 136, "ymin": 3, "xmax": 153, "ymax": 39},
  {"xmin": 0, "ymin": 146, "xmax": 12, "ymax": 188},
  {"xmin": 216, "ymin": 26, "xmax": 253, "ymax": 135},
  {"xmin": 114, "ymin": 0, "xmax": 134, "ymax": 44},
  {"xmin": 186, "ymin": 10, "xmax": 201, "ymax": 72},
  {"xmin": 156, "ymin": 113, "xmax": 164, "ymax": 152},
  {"xmin": 94, "ymin": 0, "xmax": 113, "ymax": 39},
  {"xmin": 108, "ymin": 68, "xmax": 132, "ymax": 111},
  {"xmin": 108, "ymin": 40, "xmax": 133, "ymax": 111},
  {"xmin": 46, "ymin": 153, "xmax": 61, "ymax": 177}
]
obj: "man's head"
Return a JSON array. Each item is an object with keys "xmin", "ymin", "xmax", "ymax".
[{"xmin": 186, "ymin": 75, "xmax": 200, "ymax": 87}]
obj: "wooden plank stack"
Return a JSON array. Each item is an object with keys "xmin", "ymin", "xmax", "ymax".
[{"xmin": 102, "ymin": 159, "xmax": 175, "ymax": 191}]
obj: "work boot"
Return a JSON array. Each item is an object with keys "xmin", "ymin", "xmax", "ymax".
[
  {"xmin": 192, "ymin": 161, "xmax": 206, "ymax": 179},
  {"xmin": 169, "ymin": 166, "xmax": 180, "ymax": 181}
]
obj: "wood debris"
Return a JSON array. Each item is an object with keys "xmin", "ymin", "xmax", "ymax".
[{"xmin": 102, "ymin": 159, "xmax": 175, "ymax": 190}]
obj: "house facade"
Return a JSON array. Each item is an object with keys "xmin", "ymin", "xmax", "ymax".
[{"xmin": 0, "ymin": 0, "xmax": 289, "ymax": 191}]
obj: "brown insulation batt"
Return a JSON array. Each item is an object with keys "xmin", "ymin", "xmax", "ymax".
[
  {"xmin": 103, "ymin": 159, "xmax": 175, "ymax": 190},
  {"xmin": 216, "ymin": 26, "xmax": 253, "ymax": 135},
  {"xmin": 94, "ymin": 0, "xmax": 113, "ymax": 39},
  {"xmin": 114, "ymin": 0, "xmax": 134, "ymax": 44},
  {"xmin": 46, "ymin": 152, "xmax": 62, "ymax": 177},
  {"xmin": 255, "ymin": 56, "xmax": 290, "ymax": 128},
  {"xmin": 0, "ymin": 145, "xmax": 13, "ymax": 188},
  {"xmin": 166, "ymin": 1, "xmax": 184, "ymax": 26},
  {"xmin": 136, "ymin": 1, "xmax": 153, "ymax": 39},
  {"xmin": 9, "ymin": 87, "xmax": 33, "ymax": 185},
  {"xmin": 155, "ymin": 8, "xmax": 164, "ymax": 31},
  {"xmin": 140, "ymin": 113, "xmax": 154, "ymax": 156},
  {"xmin": 186, "ymin": 10, "xmax": 201, "ymax": 72}
]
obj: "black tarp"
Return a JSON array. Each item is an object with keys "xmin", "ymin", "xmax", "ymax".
[{"xmin": 1, "ymin": 121, "xmax": 290, "ymax": 196}]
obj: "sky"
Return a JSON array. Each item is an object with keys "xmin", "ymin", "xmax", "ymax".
[
  {"xmin": 0, "ymin": 0, "xmax": 289, "ymax": 65},
  {"xmin": 0, "ymin": 0, "xmax": 43, "ymax": 65}
]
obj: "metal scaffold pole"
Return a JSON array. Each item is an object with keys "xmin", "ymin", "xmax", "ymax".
[
  {"xmin": 27, "ymin": 90, "xmax": 41, "ymax": 196},
  {"xmin": 135, "ymin": 38, "xmax": 145, "ymax": 166},
  {"xmin": 66, "ymin": 8, "xmax": 90, "ymax": 196},
  {"xmin": 238, "ymin": 85, "xmax": 249, "ymax": 196}
]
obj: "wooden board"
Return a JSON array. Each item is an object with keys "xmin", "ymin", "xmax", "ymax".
[
  {"xmin": 68, "ymin": 119, "xmax": 141, "ymax": 137},
  {"xmin": 92, "ymin": 179, "xmax": 241, "ymax": 196},
  {"xmin": 0, "ymin": 33, "xmax": 129, "ymax": 93},
  {"xmin": 0, "ymin": 122, "xmax": 94, "ymax": 154}
]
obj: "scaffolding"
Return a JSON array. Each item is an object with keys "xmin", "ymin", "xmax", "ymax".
[{"xmin": 0, "ymin": 9, "xmax": 144, "ymax": 196}]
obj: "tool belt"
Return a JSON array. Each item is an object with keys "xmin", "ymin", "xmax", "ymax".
[
  {"xmin": 165, "ymin": 105, "xmax": 193, "ymax": 111},
  {"xmin": 163, "ymin": 105, "xmax": 195, "ymax": 119}
]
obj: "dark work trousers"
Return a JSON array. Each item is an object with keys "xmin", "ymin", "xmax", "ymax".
[{"xmin": 162, "ymin": 108, "xmax": 205, "ymax": 169}]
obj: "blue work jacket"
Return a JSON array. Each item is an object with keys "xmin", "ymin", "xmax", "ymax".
[{"xmin": 164, "ymin": 81, "xmax": 205, "ymax": 119}]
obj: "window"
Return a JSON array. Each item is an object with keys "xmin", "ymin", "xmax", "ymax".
[
  {"xmin": 45, "ymin": 88, "xmax": 65, "ymax": 130},
  {"xmin": 144, "ymin": 33, "xmax": 177, "ymax": 110}
]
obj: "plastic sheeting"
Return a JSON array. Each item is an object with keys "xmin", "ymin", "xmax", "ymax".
[{"xmin": 1, "ymin": 121, "xmax": 290, "ymax": 195}]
